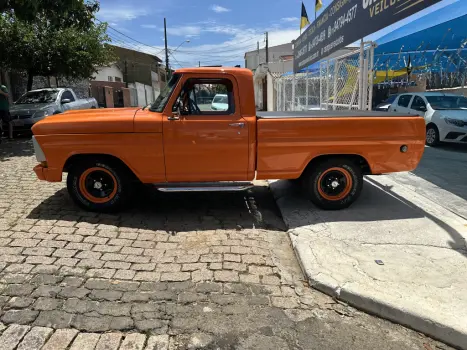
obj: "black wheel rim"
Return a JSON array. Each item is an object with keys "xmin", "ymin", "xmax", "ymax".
[
  {"xmin": 83, "ymin": 170, "xmax": 115, "ymax": 199},
  {"xmin": 319, "ymin": 170, "xmax": 349, "ymax": 197}
]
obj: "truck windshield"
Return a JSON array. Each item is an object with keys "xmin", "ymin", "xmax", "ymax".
[
  {"xmin": 16, "ymin": 90, "xmax": 59, "ymax": 104},
  {"xmin": 150, "ymin": 74, "xmax": 181, "ymax": 112},
  {"xmin": 426, "ymin": 96, "xmax": 467, "ymax": 110}
]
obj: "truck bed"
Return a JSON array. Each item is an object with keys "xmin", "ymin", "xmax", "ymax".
[
  {"xmin": 256, "ymin": 110, "xmax": 413, "ymax": 119},
  {"xmin": 255, "ymin": 111, "xmax": 426, "ymax": 180}
]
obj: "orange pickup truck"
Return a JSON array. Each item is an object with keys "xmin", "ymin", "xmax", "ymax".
[{"xmin": 31, "ymin": 67, "xmax": 425, "ymax": 212}]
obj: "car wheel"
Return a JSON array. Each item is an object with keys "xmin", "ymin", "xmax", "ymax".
[
  {"xmin": 302, "ymin": 158, "xmax": 363, "ymax": 210},
  {"xmin": 66, "ymin": 159, "xmax": 130, "ymax": 212},
  {"xmin": 426, "ymin": 125, "xmax": 440, "ymax": 147}
]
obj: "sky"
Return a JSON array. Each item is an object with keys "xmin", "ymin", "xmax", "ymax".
[{"xmin": 96, "ymin": 0, "xmax": 460, "ymax": 69}]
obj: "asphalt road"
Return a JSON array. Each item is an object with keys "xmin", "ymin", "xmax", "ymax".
[{"xmin": 390, "ymin": 143, "xmax": 467, "ymax": 219}]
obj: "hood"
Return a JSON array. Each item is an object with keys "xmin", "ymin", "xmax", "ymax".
[
  {"xmin": 32, "ymin": 108, "xmax": 140, "ymax": 135},
  {"xmin": 435, "ymin": 109, "xmax": 467, "ymax": 122},
  {"xmin": 10, "ymin": 103, "xmax": 57, "ymax": 114}
]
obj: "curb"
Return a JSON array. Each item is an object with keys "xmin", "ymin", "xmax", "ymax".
[{"xmin": 268, "ymin": 179, "xmax": 467, "ymax": 350}]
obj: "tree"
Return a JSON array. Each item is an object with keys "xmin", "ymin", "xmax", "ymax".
[
  {"xmin": 0, "ymin": 0, "xmax": 98, "ymax": 29},
  {"xmin": 0, "ymin": 2, "xmax": 116, "ymax": 90}
]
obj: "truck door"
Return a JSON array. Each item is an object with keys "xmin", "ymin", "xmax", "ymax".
[{"xmin": 162, "ymin": 75, "xmax": 249, "ymax": 182}]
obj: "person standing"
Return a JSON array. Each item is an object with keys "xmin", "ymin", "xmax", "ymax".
[{"xmin": 0, "ymin": 84, "xmax": 11, "ymax": 142}]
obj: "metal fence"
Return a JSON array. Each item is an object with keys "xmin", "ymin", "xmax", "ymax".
[
  {"xmin": 273, "ymin": 42, "xmax": 376, "ymax": 111},
  {"xmin": 274, "ymin": 71, "xmax": 320, "ymax": 111}
]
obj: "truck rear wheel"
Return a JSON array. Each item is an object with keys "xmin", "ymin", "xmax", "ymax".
[
  {"xmin": 303, "ymin": 158, "xmax": 363, "ymax": 210},
  {"xmin": 66, "ymin": 159, "xmax": 130, "ymax": 212}
]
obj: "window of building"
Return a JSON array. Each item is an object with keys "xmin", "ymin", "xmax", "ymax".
[
  {"xmin": 115, "ymin": 77, "xmax": 122, "ymax": 82},
  {"xmin": 108, "ymin": 76, "xmax": 113, "ymax": 82}
]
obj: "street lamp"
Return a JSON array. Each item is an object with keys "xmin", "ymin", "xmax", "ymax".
[{"xmin": 171, "ymin": 39, "xmax": 190, "ymax": 53}]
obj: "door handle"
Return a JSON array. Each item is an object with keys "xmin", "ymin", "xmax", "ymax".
[
  {"xmin": 229, "ymin": 122, "xmax": 245, "ymax": 128},
  {"xmin": 168, "ymin": 114, "xmax": 180, "ymax": 121}
]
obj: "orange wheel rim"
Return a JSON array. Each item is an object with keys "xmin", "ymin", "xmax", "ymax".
[
  {"xmin": 317, "ymin": 167, "xmax": 353, "ymax": 201},
  {"xmin": 79, "ymin": 167, "xmax": 118, "ymax": 204}
]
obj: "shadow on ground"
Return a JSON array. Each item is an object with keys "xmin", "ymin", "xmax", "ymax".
[
  {"xmin": 27, "ymin": 185, "xmax": 287, "ymax": 233},
  {"xmin": 0, "ymin": 136, "xmax": 34, "ymax": 161},
  {"xmin": 274, "ymin": 178, "xmax": 467, "ymax": 256}
]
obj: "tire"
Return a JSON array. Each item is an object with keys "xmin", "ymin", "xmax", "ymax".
[
  {"xmin": 66, "ymin": 159, "xmax": 130, "ymax": 212},
  {"xmin": 302, "ymin": 158, "xmax": 363, "ymax": 210},
  {"xmin": 426, "ymin": 124, "xmax": 440, "ymax": 147}
]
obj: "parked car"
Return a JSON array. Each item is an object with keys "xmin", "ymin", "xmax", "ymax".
[
  {"xmin": 9, "ymin": 88, "xmax": 98, "ymax": 134},
  {"xmin": 390, "ymin": 92, "xmax": 467, "ymax": 146},
  {"xmin": 375, "ymin": 94, "xmax": 398, "ymax": 111},
  {"xmin": 31, "ymin": 67, "xmax": 425, "ymax": 212},
  {"xmin": 211, "ymin": 94, "xmax": 228, "ymax": 111}
]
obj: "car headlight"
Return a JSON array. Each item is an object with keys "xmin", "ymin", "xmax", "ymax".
[
  {"xmin": 444, "ymin": 118, "xmax": 464, "ymax": 127},
  {"xmin": 32, "ymin": 109, "xmax": 55, "ymax": 119}
]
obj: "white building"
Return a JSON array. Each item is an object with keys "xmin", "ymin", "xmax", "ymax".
[
  {"xmin": 244, "ymin": 43, "xmax": 294, "ymax": 111},
  {"xmin": 92, "ymin": 63, "xmax": 124, "ymax": 83}
]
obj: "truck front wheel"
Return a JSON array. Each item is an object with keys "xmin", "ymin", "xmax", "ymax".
[
  {"xmin": 66, "ymin": 160, "xmax": 130, "ymax": 212},
  {"xmin": 303, "ymin": 158, "xmax": 363, "ymax": 210}
]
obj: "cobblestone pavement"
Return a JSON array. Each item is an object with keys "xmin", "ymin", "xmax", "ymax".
[{"xmin": 0, "ymin": 139, "xmax": 451, "ymax": 350}]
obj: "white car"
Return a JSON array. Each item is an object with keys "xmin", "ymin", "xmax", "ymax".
[
  {"xmin": 390, "ymin": 92, "xmax": 467, "ymax": 146},
  {"xmin": 211, "ymin": 94, "xmax": 229, "ymax": 111}
]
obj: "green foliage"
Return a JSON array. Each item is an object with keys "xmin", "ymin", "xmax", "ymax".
[
  {"xmin": 0, "ymin": 1, "xmax": 116, "ymax": 86},
  {"xmin": 0, "ymin": 0, "xmax": 99, "ymax": 29}
]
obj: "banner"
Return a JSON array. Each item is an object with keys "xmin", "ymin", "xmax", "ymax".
[{"xmin": 293, "ymin": 0, "xmax": 442, "ymax": 72}]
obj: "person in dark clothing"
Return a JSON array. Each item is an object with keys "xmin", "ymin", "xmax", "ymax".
[{"xmin": 0, "ymin": 84, "xmax": 11, "ymax": 141}]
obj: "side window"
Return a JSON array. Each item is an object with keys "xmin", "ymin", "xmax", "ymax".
[
  {"xmin": 398, "ymin": 95, "xmax": 412, "ymax": 107},
  {"xmin": 61, "ymin": 91, "xmax": 75, "ymax": 102},
  {"xmin": 174, "ymin": 78, "xmax": 234, "ymax": 115},
  {"xmin": 410, "ymin": 96, "xmax": 426, "ymax": 110}
]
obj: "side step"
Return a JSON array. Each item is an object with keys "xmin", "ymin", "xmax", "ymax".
[{"xmin": 155, "ymin": 182, "xmax": 254, "ymax": 193}]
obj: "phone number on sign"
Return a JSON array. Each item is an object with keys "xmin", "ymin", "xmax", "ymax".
[{"xmin": 328, "ymin": 4, "xmax": 358, "ymax": 38}]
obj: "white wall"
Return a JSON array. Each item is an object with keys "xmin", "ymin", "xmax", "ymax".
[
  {"xmin": 245, "ymin": 43, "xmax": 293, "ymax": 71},
  {"xmin": 93, "ymin": 64, "xmax": 124, "ymax": 82},
  {"xmin": 129, "ymin": 82, "xmax": 155, "ymax": 107}
]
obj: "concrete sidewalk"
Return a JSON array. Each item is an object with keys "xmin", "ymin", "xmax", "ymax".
[{"xmin": 270, "ymin": 176, "xmax": 467, "ymax": 349}]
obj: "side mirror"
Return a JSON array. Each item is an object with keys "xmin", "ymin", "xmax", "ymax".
[{"xmin": 61, "ymin": 98, "xmax": 71, "ymax": 104}]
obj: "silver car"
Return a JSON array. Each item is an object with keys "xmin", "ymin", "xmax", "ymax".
[{"xmin": 9, "ymin": 88, "xmax": 98, "ymax": 134}]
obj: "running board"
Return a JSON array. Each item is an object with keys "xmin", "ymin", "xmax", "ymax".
[{"xmin": 155, "ymin": 182, "xmax": 254, "ymax": 193}]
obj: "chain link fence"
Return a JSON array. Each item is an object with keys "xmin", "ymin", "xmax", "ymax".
[{"xmin": 272, "ymin": 43, "xmax": 375, "ymax": 111}]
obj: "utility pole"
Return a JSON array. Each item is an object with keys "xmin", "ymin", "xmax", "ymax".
[
  {"xmin": 257, "ymin": 41, "xmax": 260, "ymax": 65},
  {"xmin": 124, "ymin": 60, "xmax": 128, "ymax": 88},
  {"xmin": 164, "ymin": 18, "xmax": 170, "ymax": 79},
  {"xmin": 265, "ymin": 32, "xmax": 269, "ymax": 65},
  {"xmin": 199, "ymin": 61, "xmax": 201, "ymax": 67}
]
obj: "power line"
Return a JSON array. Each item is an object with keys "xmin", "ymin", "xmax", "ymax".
[
  {"xmin": 97, "ymin": 18, "xmax": 167, "ymax": 57},
  {"xmin": 177, "ymin": 43, "xmax": 258, "ymax": 55},
  {"xmin": 169, "ymin": 53, "xmax": 184, "ymax": 68}
]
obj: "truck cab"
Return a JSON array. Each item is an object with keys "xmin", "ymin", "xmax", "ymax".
[{"xmin": 32, "ymin": 67, "xmax": 425, "ymax": 212}]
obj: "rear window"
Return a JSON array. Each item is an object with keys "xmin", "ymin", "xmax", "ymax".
[{"xmin": 398, "ymin": 95, "xmax": 412, "ymax": 107}]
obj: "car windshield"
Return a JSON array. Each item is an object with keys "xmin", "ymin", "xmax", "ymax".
[
  {"xmin": 426, "ymin": 96, "xmax": 467, "ymax": 110},
  {"xmin": 385, "ymin": 95, "xmax": 397, "ymax": 103},
  {"xmin": 213, "ymin": 95, "xmax": 228, "ymax": 104},
  {"xmin": 150, "ymin": 74, "xmax": 181, "ymax": 112},
  {"xmin": 16, "ymin": 90, "xmax": 59, "ymax": 104}
]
